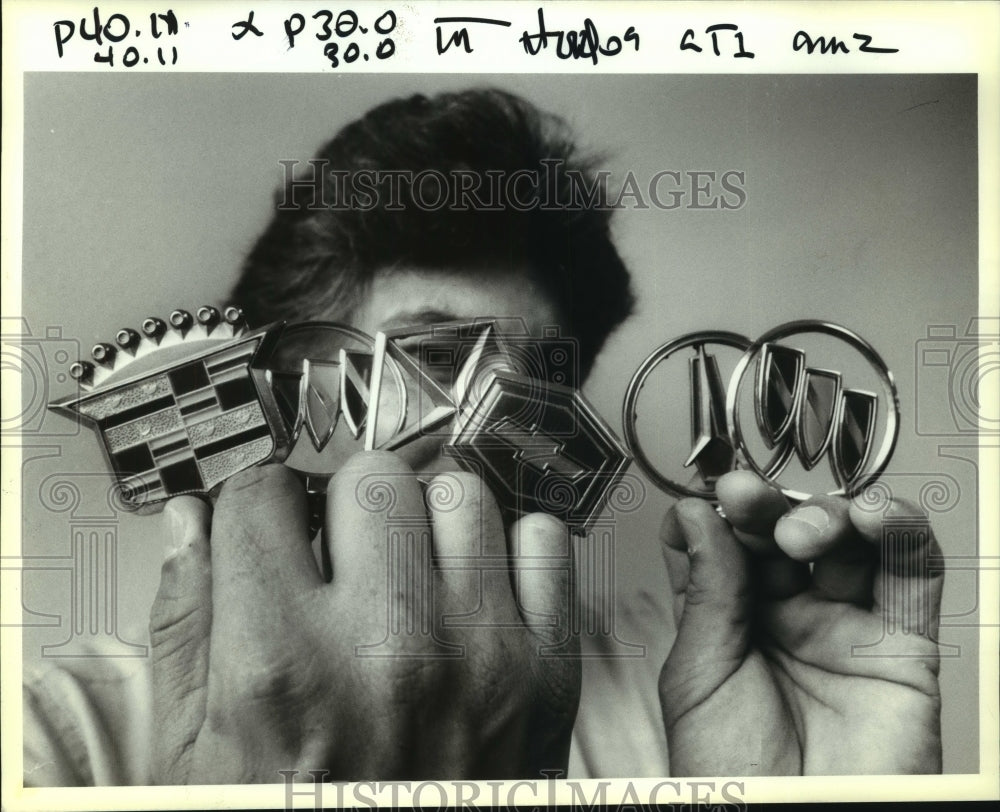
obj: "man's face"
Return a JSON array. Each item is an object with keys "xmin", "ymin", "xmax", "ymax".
[
  {"xmin": 353, "ymin": 267, "xmax": 563, "ymax": 339},
  {"xmin": 341, "ymin": 266, "xmax": 565, "ymax": 476}
]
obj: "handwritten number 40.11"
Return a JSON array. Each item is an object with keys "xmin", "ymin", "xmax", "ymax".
[
  {"xmin": 94, "ymin": 45, "xmax": 177, "ymax": 67},
  {"xmin": 54, "ymin": 10, "xmax": 180, "ymax": 65}
]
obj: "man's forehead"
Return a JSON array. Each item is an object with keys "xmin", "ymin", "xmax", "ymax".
[{"xmin": 356, "ymin": 267, "xmax": 564, "ymax": 335}]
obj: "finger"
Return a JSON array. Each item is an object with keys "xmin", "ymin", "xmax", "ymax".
[
  {"xmin": 149, "ymin": 497, "xmax": 212, "ymax": 781},
  {"xmin": 209, "ymin": 465, "xmax": 321, "ymax": 647},
  {"xmin": 752, "ymin": 555, "xmax": 811, "ymax": 601},
  {"xmin": 660, "ymin": 498, "xmax": 806, "ymax": 609},
  {"xmin": 659, "ymin": 505, "xmax": 689, "ymax": 581},
  {"xmin": 716, "ymin": 471, "xmax": 786, "ymax": 557},
  {"xmin": 716, "ymin": 470, "xmax": 790, "ymax": 539},
  {"xmin": 757, "ymin": 594, "xmax": 940, "ymax": 690},
  {"xmin": 667, "ymin": 499, "xmax": 753, "ymax": 665},
  {"xmin": 773, "ymin": 495, "xmax": 854, "ymax": 562},
  {"xmin": 659, "ymin": 506, "xmax": 690, "ymax": 625},
  {"xmin": 510, "ymin": 513, "xmax": 574, "ymax": 647},
  {"xmin": 731, "ymin": 527, "xmax": 784, "ymax": 557},
  {"xmin": 426, "ymin": 471, "xmax": 519, "ymax": 624},
  {"xmin": 809, "ymin": 500, "xmax": 878, "ymax": 605},
  {"xmin": 705, "ymin": 474, "xmax": 809, "ymax": 597},
  {"xmin": 849, "ymin": 497, "xmax": 944, "ymax": 638},
  {"xmin": 326, "ymin": 450, "xmax": 429, "ymax": 606}
]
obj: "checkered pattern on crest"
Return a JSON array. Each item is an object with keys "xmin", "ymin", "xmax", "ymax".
[{"xmin": 75, "ymin": 337, "xmax": 275, "ymax": 504}]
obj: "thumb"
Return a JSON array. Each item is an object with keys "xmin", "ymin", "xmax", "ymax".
[
  {"xmin": 149, "ymin": 496, "xmax": 212, "ymax": 783},
  {"xmin": 660, "ymin": 499, "xmax": 752, "ymax": 717}
]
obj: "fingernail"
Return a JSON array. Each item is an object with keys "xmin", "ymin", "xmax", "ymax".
[
  {"xmin": 779, "ymin": 505, "xmax": 829, "ymax": 536},
  {"xmin": 513, "ymin": 513, "xmax": 569, "ymax": 558}
]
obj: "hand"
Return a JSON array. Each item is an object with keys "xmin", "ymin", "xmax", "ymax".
[
  {"xmin": 148, "ymin": 452, "xmax": 579, "ymax": 783},
  {"xmin": 658, "ymin": 471, "xmax": 943, "ymax": 775}
]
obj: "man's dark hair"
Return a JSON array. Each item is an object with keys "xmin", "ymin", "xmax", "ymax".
[{"xmin": 233, "ymin": 87, "xmax": 634, "ymax": 380}]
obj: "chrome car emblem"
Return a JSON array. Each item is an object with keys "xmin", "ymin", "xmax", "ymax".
[
  {"xmin": 370, "ymin": 319, "xmax": 630, "ymax": 534},
  {"xmin": 447, "ymin": 370, "xmax": 632, "ymax": 535},
  {"xmin": 47, "ymin": 306, "xmax": 290, "ymax": 510},
  {"xmin": 727, "ymin": 320, "xmax": 899, "ymax": 501},
  {"xmin": 622, "ymin": 331, "xmax": 752, "ymax": 499},
  {"xmin": 49, "ymin": 311, "xmax": 631, "ymax": 535},
  {"xmin": 624, "ymin": 321, "xmax": 899, "ymax": 502}
]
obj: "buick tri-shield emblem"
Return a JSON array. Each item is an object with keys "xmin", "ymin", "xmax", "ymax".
[
  {"xmin": 755, "ymin": 344, "xmax": 864, "ymax": 474},
  {"xmin": 728, "ymin": 320, "xmax": 899, "ymax": 501},
  {"xmin": 262, "ymin": 321, "xmax": 407, "ymax": 490},
  {"xmin": 756, "ymin": 343, "xmax": 879, "ymax": 480},
  {"xmin": 624, "ymin": 321, "xmax": 899, "ymax": 502}
]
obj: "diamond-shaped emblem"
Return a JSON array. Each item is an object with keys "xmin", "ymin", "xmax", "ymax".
[{"xmin": 446, "ymin": 370, "xmax": 630, "ymax": 535}]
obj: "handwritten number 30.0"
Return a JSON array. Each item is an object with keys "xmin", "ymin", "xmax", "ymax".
[{"xmin": 324, "ymin": 37, "xmax": 395, "ymax": 66}]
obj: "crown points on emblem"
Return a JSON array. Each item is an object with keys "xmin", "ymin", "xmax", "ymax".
[
  {"xmin": 50, "ymin": 304, "xmax": 284, "ymax": 509},
  {"xmin": 224, "ymin": 306, "xmax": 245, "ymax": 328},
  {"xmin": 115, "ymin": 328, "xmax": 141, "ymax": 355},
  {"xmin": 169, "ymin": 309, "xmax": 194, "ymax": 333},
  {"xmin": 64, "ymin": 305, "xmax": 252, "ymax": 391},
  {"xmin": 69, "ymin": 360, "xmax": 94, "ymax": 384},
  {"xmin": 141, "ymin": 317, "xmax": 168, "ymax": 342},
  {"xmin": 197, "ymin": 306, "xmax": 221, "ymax": 332},
  {"xmin": 91, "ymin": 342, "xmax": 117, "ymax": 365}
]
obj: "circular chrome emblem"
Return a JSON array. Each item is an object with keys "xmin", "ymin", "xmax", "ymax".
[
  {"xmin": 622, "ymin": 331, "xmax": 752, "ymax": 499},
  {"xmin": 726, "ymin": 320, "xmax": 899, "ymax": 501},
  {"xmin": 624, "ymin": 321, "xmax": 900, "ymax": 502}
]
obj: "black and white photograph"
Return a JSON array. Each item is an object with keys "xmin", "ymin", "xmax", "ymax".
[{"xmin": 2, "ymin": 1, "xmax": 998, "ymax": 809}]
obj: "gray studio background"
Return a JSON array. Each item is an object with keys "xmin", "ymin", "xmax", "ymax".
[{"xmin": 17, "ymin": 73, "xmax": 980, "ymax": 774}]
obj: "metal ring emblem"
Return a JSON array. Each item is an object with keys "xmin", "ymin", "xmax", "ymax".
[
  {"xmin": 623, "ymin": 330, "xmax": 751, "ymax": 499},
  {"xmin": 726, "ymin": 320, "xmax": 900, "ymax": 501}
]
